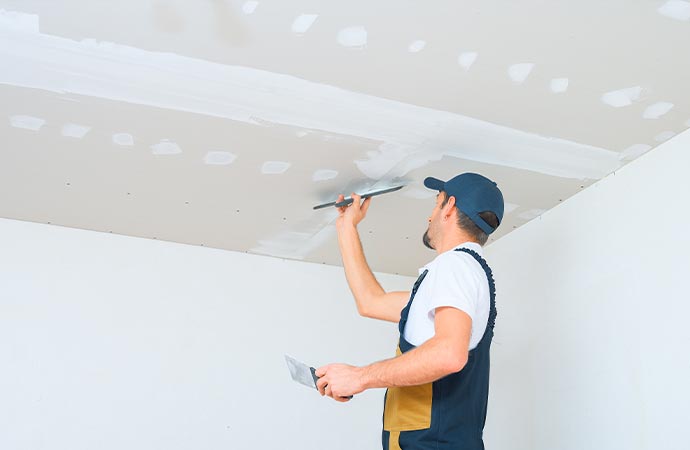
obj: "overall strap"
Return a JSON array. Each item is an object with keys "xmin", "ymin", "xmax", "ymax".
[
  {"xmin": 453, "ymin": 248, "xmax": 497, "ymax": 332},
  {"xmin": 398, "ymin": 269, "xmax": 428, "ymax": 335}
]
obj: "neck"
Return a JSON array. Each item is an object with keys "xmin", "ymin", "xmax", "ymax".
[{"xmin": 435, "ymin": 233, "xmax": 478, "ymax": 254}]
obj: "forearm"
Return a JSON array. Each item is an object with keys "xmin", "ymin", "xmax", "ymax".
[
  {"xmin": 336, "ymin": 223, "xmax": 385, "ymax": 314},
  {"xmin": 361, "ymin": 337, "xmax": 466, "ymax": 389}
]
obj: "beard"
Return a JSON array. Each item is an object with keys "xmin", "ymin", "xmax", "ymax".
[{"xmin": 422, "ymin": 229, "xmax": 434, "ymax": 250}]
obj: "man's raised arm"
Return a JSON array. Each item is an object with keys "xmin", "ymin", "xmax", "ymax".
[{"xmin": 335, "ymin": 193, "xmax": 409, "ymax": 323}]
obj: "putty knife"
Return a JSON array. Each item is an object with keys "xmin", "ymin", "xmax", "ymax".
[
  {"xmin": 284, "ymin": 354, "xmax": 353, "ymax": 399},
  {"xmin": 313, "ymin": 185, "xmax": 404, "ymax": 210},
  {"xmin": 285, "ymin": 354, "xmax": 319, "ymax": 390}
]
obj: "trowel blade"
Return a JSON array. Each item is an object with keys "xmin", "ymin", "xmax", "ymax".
[
  {"xmin": 312, "ymin": 185, "xmax": 404, "ymax": 210},
  {"xmin": 285, "ymin": 354, "xmax": 319, "ymax": 390}
]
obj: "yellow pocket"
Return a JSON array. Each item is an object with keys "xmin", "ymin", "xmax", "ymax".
[{"xmin": 383, "ymin": 347, "xmax": 433, "ymax": 432}]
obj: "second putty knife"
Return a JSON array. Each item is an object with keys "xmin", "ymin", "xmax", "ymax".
[
  {"xmin": 284, "ymin": 354, "xmax": 353, "ymax": 400},
  {"xmin": 313, "ymin": 185, "xmax": 404, "ymax": 210}
]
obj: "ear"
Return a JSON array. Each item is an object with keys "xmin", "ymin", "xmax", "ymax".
[{"xmin": 443, "ymin": 195, "xmax": 457, "ymax": 216}]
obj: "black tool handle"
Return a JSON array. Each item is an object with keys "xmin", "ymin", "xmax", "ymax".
[{"xmin": 310, "ymin": 367, "xmax": 353, "ymax": 400}]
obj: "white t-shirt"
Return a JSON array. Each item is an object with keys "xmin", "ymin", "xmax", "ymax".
[{"xmin": 402, "ymin": 242, "xmax": 490, "ymax": 350}]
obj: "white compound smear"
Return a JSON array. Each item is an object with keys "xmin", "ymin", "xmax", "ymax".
[
  {"xmin": 458, "ymin": 52, "xmax": 478, "ymax": 71},
  {"xmin": 654, "ymin": 131, "xmax": 676, "ymax": 142},
  {"xmin": 10, "ymin": 115, "xmax": 45, "ymax": 130},
  {"xmin": 601, "ymin": 86, "xmax": 643, "ymax": 107},
  {"xmin": 619, "ymin": 144, "xmax": 652, "ymax": 161},
  {"xmin": 408, "ymin": 40, "xmax": 426, "ymax": 53},
  {"xmin": 508, "ymin": 63, "xmax": 534, "ymax": 84},
  {"xmin": 504, "ymin": 203, "xmax": 520, "ymax": 214},
  {"xmin": 401, "ymin": 187, "xmax": 436, "ymax": 200},
  {"xmin": 261, "ymin": 161, "xmax": 291, "ymax": 174},
  {"xmin": 312, "ymin": 169, "xmax": 338, "ymax": 181},
  {"xmin": 550, "ymin": 78, "xmax": 569, "ymax": 94},
  {"xmin": 112, "ymin": 133, "xmax": 134, "ymax": 146},
  {"xmin": 337, "ymin": 26, "xmax": 367, "ymax": 48},
  {"xmin": 242, "ymin": 1, "xmax": 259, "ymax": 15},
  {"xmin": 658, "ymin": 1, "xmax": 690, "ymax": 21},
  {"xmin": 643, "ymin": 102, "xmax": 674, "ymax": 119},
  {"xmin": 518, "ymin": 209, "xmax": 546, "ymax": 220},
  {"xmin": 151, "ymin": 139, "xmax": 182, "ymax": 155},
  {"xmin": 204, "ymin": 151, "xmax": 237, "ymax": 165},
  {"xmin": 292, "ymin": 14, "xmax": 318, "ymax": 34},
  {"xmin": 61, "ymin": 123, "xmax": 91, "ymax": 138}
]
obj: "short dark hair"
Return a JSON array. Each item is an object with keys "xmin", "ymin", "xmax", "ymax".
[{"xmin": 441, "ymin": 192, "xmax": 498, "ymax": 246}]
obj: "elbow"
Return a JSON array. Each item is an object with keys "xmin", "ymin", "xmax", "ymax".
[
  {"xmin": 356, "ymin": 302, "xmax": 372, "ymax": 318},
  {"xmin": 357, "ymin": 305, "xmax": 370, "ymax": 318},
  {"xmin": 446, "ymin": 355, "xmax": 468, "ymax": 374},
  {"xmin": 439, "ymin": 348, "xmax": 468, "ymax": 374},
  {"xmin": 355, "ymin": 294, "xmax": 377, "ymax": 318}
]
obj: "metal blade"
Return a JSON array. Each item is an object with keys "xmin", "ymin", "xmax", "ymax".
[
  {"xmin": 285, "ymin": 354, "xmax": 318, "ymax": 390},
  {"xmin": 312, "ymin": 185, "xmax": 404, "ymax": 210}
]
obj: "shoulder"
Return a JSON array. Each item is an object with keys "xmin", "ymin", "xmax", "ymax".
[
  {"xmin": 432, "ymin": 249, "xmax": 484, "ymax": 275},
  {"xmin": 422, "ymin": 250, "xmax": 485, "ymax": 292}
]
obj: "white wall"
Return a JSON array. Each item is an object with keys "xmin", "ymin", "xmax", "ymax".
[
  {"xmin": 484, "ymin": 129, "xmax": 690, "ymax": 450},
  {"xmin": 0, "ymin": 219, "xmax": 414, "ymax": 450}
]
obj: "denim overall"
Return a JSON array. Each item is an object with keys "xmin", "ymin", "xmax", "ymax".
[{"xmin": 382, "ymin": 248, "xmax": 497, "ymax": 450}]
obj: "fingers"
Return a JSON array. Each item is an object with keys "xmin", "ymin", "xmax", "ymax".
[
  {"xmin": 336, "ymin": 194, "xmax": 347, "ymax": 214},
  {"xmin": 316, "ymin": 366, "xmax": 328, "ymax": 396},
  {"xmin": 316, "ymin": 379, "xmax": 326, "ymax": 396},
  {"xmin": 361, "ymin": 197, "xmax": 371, "ymax": 215},
  {"xmin": 315, "ymin": 365, "xmax": 355, "ymax": 402},
  {"xmin": 336, "ymin": 193, "xmax": 370, "ymax": 211}
]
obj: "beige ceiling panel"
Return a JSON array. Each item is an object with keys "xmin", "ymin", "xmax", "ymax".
[{"xmin": 1, "ymin": 2, "xmax": 689, "ymax": 275}]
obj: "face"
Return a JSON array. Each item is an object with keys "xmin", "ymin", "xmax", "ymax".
[{"xmin": 422, "ymin": 193, "xmax": 444, "ymax": 250}]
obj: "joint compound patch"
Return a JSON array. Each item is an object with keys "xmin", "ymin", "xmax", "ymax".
[
  {"xmin": 312, "ymin": 169, "xmax": 338, "ymax": 181},
  {"xmin": 508, "ymin": 63, "xmax": 534, "ymax": 84},
  {"xmin": 112, "ymin": 133, "xmax": 134, "ymax": 146},
  {"xmin": 61, "ymin": 123, "xmax": 91, "ymax": 138},
  {"xmin": 261, "ymin": 161, "xmax": 291, "ymax": 174},
  {"xmin": 458, "ymin": 52, "xmax": 478, "ymax": 71},
  {"xmin": 643, "ymin": 102, "xmax": 674, "ymax": 119},
  {"xmin": 601, "ymin": 87, "xmax": 643, "ymax": 107},
  {"xmin": 550, "ymin": 78, "xmax": 569, "ymax": 94},
  {"xmin": 10, "ymin": 115, "xmax": 45, "ymax": 131},
  {"xmin": 337, "ymin": 26, "xmax": 367, "ymax": 48},
  {"xmin": 658, "ymin": 1, "xmax": 690, "ymax": 21},
  {"xmin": 151, "ymin": 139, "xmax": 182, "ymax": 155},
  {"xmin": 204, "ymin": 151, "xmax": 237, "ymax": 165},
  {"xmin": 292, "ymin": 14, "xmax": 318, "ymax": 34}
]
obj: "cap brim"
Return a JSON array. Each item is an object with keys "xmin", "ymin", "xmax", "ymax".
[{"xmin": 423, "ymin": 177, "xmax": 445, "ymax": 191}]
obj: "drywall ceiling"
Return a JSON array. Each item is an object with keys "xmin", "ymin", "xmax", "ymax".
[{"xmin": 1, "ymin": 0, "xmax": 689, "ymax": 276}]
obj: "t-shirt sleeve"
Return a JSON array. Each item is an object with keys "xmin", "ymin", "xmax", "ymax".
[{"xmin": 422, "ymin": 252, "xmax": 481, "ymax": 323}]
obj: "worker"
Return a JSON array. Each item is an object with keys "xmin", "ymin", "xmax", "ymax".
[{"xmin": 316, "ymin": 172, "xmax": 504, "ymax": 450}]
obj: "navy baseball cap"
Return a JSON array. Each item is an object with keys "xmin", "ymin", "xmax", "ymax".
[{"xmin": 424, "ymin": 173, "xmax": 504, "ymax": 235}]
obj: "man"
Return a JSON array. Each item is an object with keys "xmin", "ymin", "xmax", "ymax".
[{"xmin": 315, "ymin": 172, "xmax": 504, "ymax": 450}]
